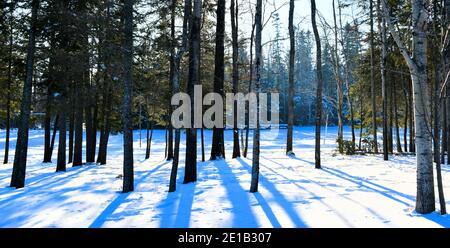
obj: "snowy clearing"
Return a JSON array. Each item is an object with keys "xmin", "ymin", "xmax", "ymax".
[{"xmin": 0, "ymin": 127, "xmax": 449, "ymax": 228}]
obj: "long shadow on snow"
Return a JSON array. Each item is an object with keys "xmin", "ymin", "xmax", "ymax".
[
  {"xmin": 261, "ymin": 156, "xmax": 392, "ymax": 226},
  {"xmin": 321, "ymin": 167, "xmax": 414, "ymax": 206},
  {"xmin": 236, "ymin": 158, "xmax": 307, "ymax": 227},
  {"xmin": 0, "ymin": 165, "xmax": 94, "ymax": 205},
  {"xmin": 212, "ymin": 160, "xmax": 261, "ymax": 227},
  {"xmin": 89, "ymin": 161, "xmax": 169, "ymax": 228},
  {"xmin": 158, "ymin": 162, "xmax": 196, "ymax": 228}
]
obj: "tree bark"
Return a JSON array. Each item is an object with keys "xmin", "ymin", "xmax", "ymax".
[
  {"xmin": 56, "ymin": 105, "xmax": 67, "ymax": 172},
  {"xmin": 378, "ymin": 0, "xmax": 389, "ymax": 160},
  {"xmin": 122, "ymin": 0, "xmax": 134, "ymax": 193},
  {"xmin": 211, "ymin": 0, "xmax": 225, "ymax": 160},
  {"xmin": 184, "ymin": 0, "xmax": 201, "ymax": 184},
  {"xmin": 250, "ymin": 0, "xmax": 262, "ymax": 193},
  {"xmin": 10, "ymin": 0, "xmax": 39, "ymax": 189},
  {"xmin": 167, "ymin": 0, "xmax": 176, "ymax": 162},
  {"xmin": 244, "ymin": 18, "xmax": 256, "ymax": 159},
  {"xmin": 68, "ymin": 106, "xmax": 74, "ymax": 163},
  {"xmin": 169, "ymin": 0, "xmax": 191, "ymax": 192},
  {"xmin": 393, "ymin": 80, "xmax": 402, "ymax": 153},
  {"xmin": 286, "ymin": 0, "xmax": 295, "ymax": 156},
  {"xmin": 382, "ymin": 0, "xmax": 435, "ymax": 214},
  {"xmin": 332, "ymin": 0, "xmax": 344, "ymax": 153},
  {"xmin": 3, "ymin": 14, "xmax": 13, "ymax": 165},
  {"xmin": 231, "ymin": 0, "xmax": 241, "ymax": 159},
  {"xmin": 370, "ymin": 0, "xmax": 379, "ymax": 153},
  {"xmin": 145, "ymin": 120, "xmax": 153, "ymax": 160},
  {"xmin": 312, "ymin": 0, "xmax": 323, "ymax": 169}
]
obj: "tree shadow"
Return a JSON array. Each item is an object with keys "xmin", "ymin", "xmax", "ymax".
[
  {"xmin": 89, "ymin": 161, "xmax": 169, "ymax": 228},
  {"xmin": 212, "ymin": 161, "xmax": 260, "ymax": 227},
  {"xmin": 236, "ymin": 158, "xmax": 307, "ymax": 227},
  {"xmin": 173, "ymin": 182, "xmax": 196, "ymax": 228},
  {"xmin": 0, "ymin": 165, "xmax": 93, "ymax": 205},
  {"xmin": 158, "ymin": 162, "xmax": 196, "ymax": 228},
  {"xmin": 321, "ymin": 167, "xmax": 414, "ymax": 206}
]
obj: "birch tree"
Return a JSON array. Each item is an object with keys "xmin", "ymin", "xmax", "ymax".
[{"xmin": 382, "ymin": 0, "xmax": 435, "ymax": 214}]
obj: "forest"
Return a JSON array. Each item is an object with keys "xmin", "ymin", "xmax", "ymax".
[{"xmin": 0, "ymin": 0, "xmax": 449, "ymax": 228}]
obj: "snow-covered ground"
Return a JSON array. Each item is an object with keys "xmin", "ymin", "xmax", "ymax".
[{"xmin": 0, "ymin": 127, "xmax": 449, "ymax": 228}]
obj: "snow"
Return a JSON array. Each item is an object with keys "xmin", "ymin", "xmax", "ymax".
[{"xmin": 0, "ymin": 127, "xmax": 449, "ymax": 228}]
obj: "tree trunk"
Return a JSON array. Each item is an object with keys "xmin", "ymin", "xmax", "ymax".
[
  {"xmin": 3, "ymin": 17, "xmax": 13, "ymax": 165},
  {"xmin": 409, "ymin": 81, "xmax": 416, "ymax": 153},
  {"xmin": 184, "ymin": 0, "xmax": 201, "ymax": 184},
  {"xmin": 393, "ymin": 80, "xmax": 402, "ymax": 153},
  {"xmin": 169, "ymin": 0, "xmax": 191, "ymax": 192},
  {"xmin": 250, "ymin": 0, "xmax": 262, "ymax": 193},
  {"xmin": 402, "ymin": 76, "xmax": 409, "ymax": 153},
  {"xmin": 231, "ymin": 0, "xmax": 241, "ymax": 159},
  {"xmin": 378, "ymin": 0, "xmax": 389, "ymax": 160},
  {"xmin": 10, "ymin": 0, "xmax": 39, "ymax": 189},
  {"xmin": 388, "ymin": 74, "xmax": 394, "ymax": 154},
  {"xmin": 311, "ymin": 0, "xmax": 323, "ymax": 169},
  {"xmin": 332, "ymin": 0, "xmax": 344, "ymax": 153},
  {"xmin": 370, "ymin": 0, "xmax": 379, "ymax": 153},
  {"xmin": 145, "ymin": 121, "xmax": 153, "ymax": 160},
  {"xmin": 43, "ymin": 89, "xmax": 53, "ymax": 163},
  {"xmin": 56, "ymin": 106, "xmax": 67, "ymax": 172},
  {"xmin": 68, "ymin": 107, "xmax": 74, "ymax": 163},
  {"xmin": 286, "ymin": 0, "xmax": 295, "ymax": 156},
  {"xmin": 211, "ymin": 0, "xmax": 225, "ymax": 161},
  {"xmin": 384, "ymin": 0, "xmax": 435, "ymax": 214},
  {"xmin": 122, "ymin": 0, "xmax": 134, "ymax": 193},
  {"xmin": 49, "ymin": 115, "xmax": 59, "ymax": 162},
  {"xmin": 73, "ymin": 86, "xmax": 84, "ymax": 167},
  {"xmin": 244, "ymin": 20, "xmax": 256, "ymax": 159},
  {"xmin": 167, "ymin": 0, "xmax": 176, "ymax": 162},
  {"xmin": 441, "ymin": 101, "xmax": 447, "ymax": 164}
]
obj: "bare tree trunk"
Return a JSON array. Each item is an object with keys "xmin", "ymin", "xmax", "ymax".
[
  {"xmin": 370, "ymin": 0, "xmax": 379, "ymax": 153},
  {"xmin": 231, "ymin": 0, "xmax": 241, "ymax": 159},
  {"xmin": 73, "ymin": 85, "xmax": 83, "ymax": 167},
  {"xmin": 184, "ymin": 0, "xmax": 201, "ymax": 184},
  {"xmin": 332, "ymin": 0, "xmax": 344, "ymax": 153},
  {"xmin": 145, "ymin": 120, "xmax": 153, "ymax": 160},
  {"xmin": 388, "ymin": 73, "xmax": 394, "ymax": 154},
  {"xmin": 43, "ymin": 90, "xmax": 53, "ymax": 163},
  {"xmin": 444, "ymin": 0, "xmax": 450, "ymax": 165},
  {"xmin": 68, "ymin": 107, "xmax": 74, "ymax": 163},
  {"xmin": 311, "ymin": 0, "xmax": 323, "ymax": 169},
  {"xmin": 211, "ymin": 0, "xmax": 225, "ymax": 160},
  {"xmin": 169, "ymin": 0, "xmax": 191, "ymax": 192},
  {"xmin": 382, "ymin": 0, "xmax": 435, "ymax": 214},
  {"xmin": 3, "ymin": 16, "xmax": 13, "ymax": 165},
  {"xmin": 56, "ymin": 105, "xmax": 67, "ymax": 172},
  {"xmin": 286, "ymin": 0, "xmax": 295, "ymax": 156},
  {"xmin": 432, "ymin": 0, "xmax": 446, "ymax": 214},
  {"xmin": 250, "ymin": 0, "xmax": 262, "ymax": 193},
  {"xmin": 96, "ymin": 1, "xmax": 112, "ymax": 166},
  {"xmin": 244, "ymin": 19, "xmax": 256, "ymax": 159},
  {"xmin": 409, "ymin": 81, "xmax": 416, "ymax": 153},
  {"xmin": 122, "ymin": 0, "xmax": 134, "ymax": 193},
  {"xmin": 10, "ymin": 0, "xmax": 39, "ymax": 189},
  {"xmin": 167, "ymin": 0, "xmax": 176, "ymax": 162},
  {"xmin": 442, "ymin": 101, "xmax": 447, "ymax": 164},
  {"xmin": 49, "ymin": 115, "xmax": 59, "ymax": 162},
  {"xmin": 402, "ymin": 75, "xmax": 409, "ymax": 152},
  {"xmin": 393, "ymin": 80, "xmax": 402, "ymax": 153},
  {"xmin": 378, "ymin": 0, "xmax": 389, "ymax": 160}
]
